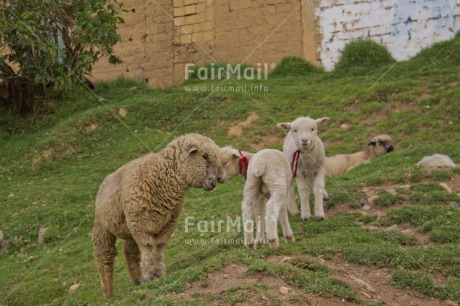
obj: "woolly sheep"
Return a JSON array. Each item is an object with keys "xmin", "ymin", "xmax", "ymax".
[
  {"xmin": 324, "ymin": 134, "xmax": 394, "ymax": 176},
  {"xmin": 278, "ymin": 117, "xmax": 329, "ymax": 221},
  {"xmin": 217, "ymin": 147, "xmax": 295, "ymax": 250},
  {"xmin": 93, "ymin": 133, "xmax": 221, "ymax": 298}
]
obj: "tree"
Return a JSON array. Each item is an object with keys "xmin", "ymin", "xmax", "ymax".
[{"xmin": 0, "ymin": 0, "xmax": 124, "ymax": 113}]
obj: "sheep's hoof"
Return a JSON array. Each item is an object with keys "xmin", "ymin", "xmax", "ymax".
[
  {"xmin": 323, "ymin": 195, "xmax": 330, "ymax": 201},
  {"xmin": 255, "ymin": 238, "xmax": 264, "ymax": 245},
  {"xmin": 285, "ymin": 235, "xmax": 295, "ymax": 243},
  {"xmin": 245, "ymin": 243, "xmax": 256, "ymax": 251},
  {"xmin": 315, "ymin": 216, "xmax": 324, "ymax": 222},
  {"xmin": 288, "ymin": 207, "xmax": 301, "ymax": 216},
  {"xmin": 268, "ymin": 239, "xmax": 279, "ymax": 250},
  {"xmin": 301, "ymin": 216, "xmax": 311, "ymax": 222}
]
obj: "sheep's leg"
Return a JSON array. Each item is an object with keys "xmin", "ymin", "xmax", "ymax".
[
  {"xmin": 279, "ymin": 199, "xmax": 295, "ymax": 243},
  {"xmin": 93, "ymin": 221, "xmax": 118, "ymax": 298},
  {"xmin": 297, "ymin": 174, "xmax": 311, "ymax": 221},
  {"xmin": 265, "ymin": 190, "xmax": 283, "ymax": 250},
  {"xmin": 255, "ymin": 193, "xmax": 267, "ymax": 245},
  {"xmin": 313, "ymin": 170, "xmax": 326, "ymax": 221},
  {"xmin": 323, "ymin": 189, "xmax": 330, "ymax": 201},
  {"xmin": 242, "ymin": 180, "xmax": 259, "ymax": 250},
  {"xmin": 123, "ymin": 239, "xmax": 142, "ymax": 285},
  {"xmin": 287, "ymin": 180, "xmax": 300, "ymax": 216}
]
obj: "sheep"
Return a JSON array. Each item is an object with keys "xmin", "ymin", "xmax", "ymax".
[
  {"xmin": 92, "ymin": 133, "xmax": 221, "ymax": 298},
  {"xmin": 324, "ymin": 135, "xmax": 394, "ymax": 176},
  {"xmin": 217, "ymin": 147, "xmax": 295, "ymax": 250},
  {"xmin": 278, "ymin": 117, "xmax": 329, "ymax": 221}
]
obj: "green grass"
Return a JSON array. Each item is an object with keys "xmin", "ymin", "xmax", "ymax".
[
  {"xmin": 1, "ymin": 34, "xmax": 460, "ymax": 305},
  {"xmin": 335, "ymin": 38, "xmax": 396, "ymax": 75}
]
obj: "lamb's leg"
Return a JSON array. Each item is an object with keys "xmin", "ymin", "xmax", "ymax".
[
  {"xmin": 287, "ymin": 180, "xmax": 300, "ymax": 216},
  {"xmin": 255, "ymin": 194, "xmax": 267, "ymax": 245},
  {"xmin": 93, "ymin": 221, "xmax": 117, "ymax": 298},
  {"xmin": 265, "ymin": 190, "xmax": 283, "ymax": 250},
  {"xmin": 323, "ymin": 189, "xmax": 330, "ymax": 201},
  {"xmin": 242, "ymin": 181, "xmax": 259, "ymax": 250},
  {"xmin": 313, "ymin": 170, "xmax": 326, "ymax": 221},
  {"xmin": 297, "ymin": 174, "xmax": 311, "ymax": 221},
  {"xmin": 279, "ymin": 199, "xmax": 295, "ymax": 243},
  {"xmin": 123, "ymin": 239, "xmax": 142, "ymax": 285}
]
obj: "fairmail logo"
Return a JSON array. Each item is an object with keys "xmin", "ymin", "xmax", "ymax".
[{"xmin": 184, "ymin": 63, "xmax": 274, "ymax": 81}]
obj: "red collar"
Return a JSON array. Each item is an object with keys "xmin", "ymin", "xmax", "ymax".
[
  {"xmin": 238, "ymin": 150, "xmax": 249, "ymax": 180},
  {"xmin": 291, "ymin": 149, "xmax": 301, "ymax": 178}
]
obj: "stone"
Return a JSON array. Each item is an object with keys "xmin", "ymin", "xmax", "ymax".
[
  {"xmin": 449, "ymin": 201, "xmax": 459, "ymax": 208},
  {"xmin": 279, "ymin": 286, "xmax": 290, "ymax": 294},
  {"xmin": 68, "ymin": 284, "xmax": 80, "ymax": 293},
  {"xmin": 368, "ymin": 195, "xmax": 379, "ymax": 205},
  {"xmin": 416, "ymin": 154, "xmax": 457, "ymax": 168},
  {"xmin": 439, "ymin": 183, "xmax": 452, "ymax": 193},
  {"xmin": 340, "ymin": 123, "xmax": 349, "ymax": 130},
  {"xmin": 38, "ymin": 228, "xmax": 48, "ymax": 244},
  {"xmin": 280, "ymin": 256, "xmax": 292, "ymax": 263}
]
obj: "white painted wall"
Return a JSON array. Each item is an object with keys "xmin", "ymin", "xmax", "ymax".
[{"xmin": 316, "ymin": 0, "xmax": 460, "ymax": 70}]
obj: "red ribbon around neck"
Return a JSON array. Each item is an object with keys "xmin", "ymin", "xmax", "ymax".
[
  {"xmin": 238, "ymin": 150, "xmax": 249, "ymax": 180},
  {"xmin": 291, "ymin": 149, "xmax": 301, "ymax": 178}
]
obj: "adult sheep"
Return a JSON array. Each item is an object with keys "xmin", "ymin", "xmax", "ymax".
[
  {"xmin": 278, "ymin": 116, "xmax": 329, "ymax": 221},
  {"xmin": 217, "ymin": 147, "xmax": 295, "ymax": 250},
  {"xmin": 93, "ymin": 133, "xmax": 221, "ymax": 298}
]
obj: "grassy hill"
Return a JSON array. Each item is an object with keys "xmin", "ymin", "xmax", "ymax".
[{"xmin": 1, "ymin": 35, "xmax": 460, "ymax": 305}]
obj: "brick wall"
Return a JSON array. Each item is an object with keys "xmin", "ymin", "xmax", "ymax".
[
  {"xmin": 316, "ymin": 0, "xmax": 460, "ymax": 70},
  {"xmin": 91, "ymin": 0, "xmax": 460, "ymax": 87}
]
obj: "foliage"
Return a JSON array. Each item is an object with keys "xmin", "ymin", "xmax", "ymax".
[
  {"xmin": 270, "ymin": 56, "xmax": 323, "ymax": 77},
  {"xmin": 0, "ymin": 0, "xmax": 123, "ymax": 111},
  {"xmin": 335, "ymin": 38, "xmax": 395, "ymax": 74}
]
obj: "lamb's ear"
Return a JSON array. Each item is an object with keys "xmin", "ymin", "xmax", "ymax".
[
  {"xmin": 277, "ymin": 122, "xmax": 291, "ymax": 131},
  {"xmin": 316, "ymin": 117, "xmax": 329, "ymax": 126},
  {"xmin": 232, "ymin": 152, "xmax": 240, "ymax": 159},
  {"xmin": 188, "ymin": 145, "xmax": 199, "ymax": 155}
]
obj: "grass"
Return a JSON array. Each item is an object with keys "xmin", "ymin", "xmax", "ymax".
[{"xmin": 0, "ymin": 34, "xmax": 460, "ymax": 305}]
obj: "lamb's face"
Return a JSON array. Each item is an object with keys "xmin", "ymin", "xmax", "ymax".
[
  {"xmin": 184, "ymin": 136, "xmax": 221, "ymax": 191},
  {"xmin": 368, "ymin": 134, "xmax": 394, "ymax": 157},
  {"xmin": 278, "ymin": 117, "xmax": 329, "ymax": 151},
  {"xmin": 217, "ymin": 147, "xmax": 241, "ymax": 183}
]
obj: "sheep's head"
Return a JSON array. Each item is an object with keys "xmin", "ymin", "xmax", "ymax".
[
  {"xmin": 179, "ymin": 134, "xmax": 221, "ymax": 191},
  {"xmin": 367, "ymin": 134, "xmax": 394, "ymax": 157},
  {"xmin": 217, "ymin": 147, "xmax": 242, "ymax": 183},
  {"xmin": 277, "ymin": 117, "xmax": 329, "ymax": 151}
]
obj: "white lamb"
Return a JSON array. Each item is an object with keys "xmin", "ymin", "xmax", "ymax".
[
  {"xmin": 278, "ymin": 117, "xmax": 329, "ymax": 221},
  {"xmin": 217, "ymin": 147, "xmax": 295, "ymax": 250}
]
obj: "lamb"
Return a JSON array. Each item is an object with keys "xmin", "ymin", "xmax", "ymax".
[
  {"xmin": 278, "ymin": 116, "xmax": 329, "ymax": 221},
  {"xmin": 324, "ymin": 134, "xmax": 394, "ymax": 176},
  {"xmin": 217, "ymin": 147, "xmax": 295, "ymax": 250},
  {"xmin": 92, "ymin": 133, "xmax": 221, "ymax": 298}
]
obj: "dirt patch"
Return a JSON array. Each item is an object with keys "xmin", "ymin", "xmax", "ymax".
[
  {"xmin": 326, "ymin": 254, "xmax": 447, "ymax": 305},
  {"xmin": 447, "ymin": 80, "xmax": 460, "ymax": 87},
  {"xmin": 362, "ymin": 101, "xmax": 414, "ymax": 125},
  {"xmin": 227, "ymin": 112, "xmax": 260, "ymax": 138},
  {"xmin": 170, "ymin": 263, "xmax": 355, "ymax": 305},
  {"xmin": 251, "ymin": 135, "xmax": 284, "ymax": 151},
  {"xmin": 447, "ymin": 173, "xmax": 460, "ymax": 194},
  {"xmin": 82, "ymin": 123, "xmax": 99, "ymax": 132},
  {"xmin": 32, "ymin": 148, "xmax": 54, "ymax": 165}
]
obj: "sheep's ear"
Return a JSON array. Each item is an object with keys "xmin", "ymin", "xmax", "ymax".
[
  {"xmin": 316, "ymin": 117, "xmax": 329, "ymax": 126},
  {"xmin": 188, "ymin": 145, "xmax": 199, "ymax": 155},
  {"xmin": 232, "ymin": 152, "xmax": 240, "ymax": 159},
  {"xmin": 277, "ymin": 122, "xmax": 291, "ymax": 131}
]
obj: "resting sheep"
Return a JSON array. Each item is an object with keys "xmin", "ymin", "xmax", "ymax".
[
  {"xmin": 324, "ymin": 134, "xmax": 394, "ymax": 176},
  {"xmin": 278, "ymin": 117, "xmax": 329, "ymax": 221},
  {"xmin": 217, "ymin": 147, "xmax": 295, "ymax": 250},
  {"xmin": 93, "ymin": 133, "xmax": 221, "ymax": 298}
]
